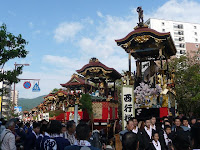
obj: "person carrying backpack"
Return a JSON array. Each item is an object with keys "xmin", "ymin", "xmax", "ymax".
[{"xmin": 0, "ymin": 119, "xmax": 17, "ymax": 150}]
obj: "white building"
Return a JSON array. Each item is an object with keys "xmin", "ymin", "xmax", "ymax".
[
  {"xmin": 0, "ymin": 81, "xmax": 12, "ymax": 118},
  {"xmin": 146, "ymin": 18, "xmax": 200, "ymax": 57},
  {"xmin": 11, "ymin": 90, "xmax": 19, "ymax": 106}
]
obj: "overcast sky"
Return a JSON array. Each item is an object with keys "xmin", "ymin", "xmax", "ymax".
[{"xmin": 1, "ymin": 0, "xmax": 200, "ymax": 98}]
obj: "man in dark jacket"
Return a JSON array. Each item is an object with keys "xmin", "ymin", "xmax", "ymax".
[
  {"xmin": 24, "ymin": 122, "xmax": 40, "ymax": 150},
  {"xmin": 141, "ymin": 118, "xmax": 155, "ymax": 150},
  {"xmin": 122, "ymin": 132, "xmax": 138, "ymax": 150}
]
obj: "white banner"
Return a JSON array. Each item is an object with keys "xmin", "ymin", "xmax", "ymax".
[
  {"xmin": 43, "ymin": 113, "xmax": 49, "ymax": 122},
  {"xmin": 121, "ymin": 86, "xmax": 135, "ymax": 130}
]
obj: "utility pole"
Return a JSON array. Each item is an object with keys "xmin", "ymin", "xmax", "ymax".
[{"xmin": 13, "ymin": 63, "xmax": 30, "ymax": 106}]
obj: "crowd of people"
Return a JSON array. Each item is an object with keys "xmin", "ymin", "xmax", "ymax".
[
  {"xmin": 0, "ymin": 116, "xmax": 199, "ymax": 150},
  {"xmin": 0, "ymin": 118, "xmax": 99, "ymax": 150},
  {"xmin": 120, "ymin": 116, "xmax": 200, "ymax": 150}
]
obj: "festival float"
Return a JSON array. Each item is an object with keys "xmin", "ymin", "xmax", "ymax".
[
  {"xmin": 25, "ymin": 58, "xmax": 121, "ymax": 129},
  {"xmin": 115, "ymin": 7, "xmax": 177, "ymax": 121}
]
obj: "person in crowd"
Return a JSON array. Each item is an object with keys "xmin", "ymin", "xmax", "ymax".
[
  {"xmin": 172, "ymin": 117, "xmax": 182, "ymax": 131},
  {"xmin": 0, "ymin": 118, "xmax": 6, "ymax": 135},
  {"xmin": 150, "ymin": 132, "xmax": 164, "ymax": 150},
  {"xmin": 181, "ymin": 117, "xmax": 190, "ymax": 131},
  {"xmin": 131, "ymin": 117, "xmax": 143, "ymax": 150},
  {"xmin": 161, "ymin": 120, "xmax": 171, "ymax": 130},
  {"xmin": 122, "ymin": 131, "xmax": 138, "ymax": 150},
  {"xmin": 41, "ymin": 119, "xmax": 48, "ymax": 125},
  {"xmin": 196, "ymin": 118, "xmax": 200, "ymax": 123},
  {"xmin": 24, "ymin": 122, "xmax": 32, "ymax": 135},
  {"xmin": 191, "ymin": 122, "xmax": 200, "ymax": 149},
  {"xmin": 0, "ymin": 119, "xmax": 17, "ymax": 150},
  {"xmin": 141, "ymin": 118, "xmax": 156, "ymax": 150},
  {"xmin": 16, "ymin": 122, "xmax": 26, "ymax": 149},
  {"xmin": 162, "ymin": 117, "xmax": 169, "ymax": 123},
  {"xmin": 64, "ymin": 122, "xmax": 100, "ymax": 150},
  {"xmin": 14, "ymin": 118, "xmax": 20, "ymax": 132},
  {"xmin": 24, "ymin": 122, "xmax": 40, "ymax": 150},
  {"xmin": 138, "ymin": 121, "xmax": 145, "ymax": 130},
  {"xmin": 40, "ymin": 124, "xmax": 51, "ymax": 150},
  {"xmin": 119, "ymin": 118, "xmax": 134, "ymax": 140},
  {"xmin": 36, "ymin": 124, "xmax": 48, "ymax": 150},
  {"xmin": 42, "ymin": 120, "xmax": 70, "ymax": 150},
  {"xmin": 190, "ymin": 116, "xmax": 196, "ymax": 127},
  {"xmin": 159, "ymin": 125, "xmax": 173, "ymax": 150},
  {"xmin": 61, "ymin": 124, "xmax": 67, "ymax": 134},
  {"xmin": 132, "ymin": 117, "xmax": 139, "ymax": 134},
  {"xmin": 172, "ymin": 126, "xmax": 190, "ymax": 150},
  {"xmin": 150, "ymin": 116, "xmax": 157, "ymax": 131},
  {"xmin": 63, "ymin": 120, "xmax": 76, "ymax": 145}
]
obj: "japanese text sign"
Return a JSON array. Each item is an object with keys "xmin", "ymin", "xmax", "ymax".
[{"xmin": 121, "ymin": 86, "xmax": 135, "ymax": 130}]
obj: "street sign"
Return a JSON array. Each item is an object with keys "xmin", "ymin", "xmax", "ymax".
[
  {"xmin": 14, "ymin": 106, "xmax": 22, "ymax": 113},
  {"xmin": 23, "ymin": 81, "xmax": 31, "ymax": 89},
  {"xmin": 32, "ymin": 83, "xmax": 40, "ymax": 92}
]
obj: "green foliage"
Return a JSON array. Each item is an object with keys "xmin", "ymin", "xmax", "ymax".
[
  {"xmin": 49, "ymin": 110, "xmax": 64, "ymax": 117},
  {"xmin": 51, "ymin": 88, "xmax": 60, "ymax": 94},
  {"xmin": 115, "ymin": 79, "xmax": 123, "ymax": 119},
  {"xmin": 169, "ymin": 54, "xmax": 200, "ymax": 116},
  {"xmin": 80, "ymin": 94, "xmax": 93, "ymax": 117},
  {"xmin": 0, "ymin": 23, "xmax": 28, "ymax": 88}
]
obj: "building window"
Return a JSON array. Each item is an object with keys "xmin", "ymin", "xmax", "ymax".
[
  {"xmin": 162, "ymin": 29, "xmax": 165, "ymax": 32},
  {"xmin": 194, "ymin": 26, "xmax": 197, "ymax": 29},
  {"xmin": 195, "ymin": 38, "xmax": 198, "ymax": 42},
  {"xmin": 162, "ymin": 22, "xmax": 165, "ymax": 26},
  {"xmin": 179, "ymin": 43, "xmax": 185, "ymax": 48},
  {"xmin": 180, "ymin": 50, "xmax": 185, "ymax": 54},
  {"xmin": 178, "ymin": 31, "xmax": 184, "ymax": 35},
  {"xmin": 178, "ymin": 24, "xmax": 183, "ymax": 29},
  {"xmin": 195, "ymin": 32, "xmax": 198, "ymax": 36},
  {"xmin": 179, "ymin": 37, "xmax": 184, "ymax": 41},
  {"xmin": 196, "ymin": 44, "xmax": 199, "ymax": 48}
]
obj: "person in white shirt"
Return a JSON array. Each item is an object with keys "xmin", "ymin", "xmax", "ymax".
[
  {"xmin": 150, "ymin": 116, "xmax": 157, "ymax": 131},
  {"xmin": 63, "ymin": 120, "xmax": 76, "ymax": 145},
  {"xmin": 150, "ymin": 132, "xmax": 163, "ymax": 150},
  {"xmin": 0, "ymin": 120, "xmax": 16, "ymax": 150},
  {"xmin": 132, "ymin": 117, "xmax": 138, "ymax": 134},
  {"xmin": 141, "ymin": 118, "xmax": 155, "ymax": 150}
]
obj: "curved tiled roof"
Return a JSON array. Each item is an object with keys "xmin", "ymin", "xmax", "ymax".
[
  {"xmin": 115, "ymin": 27, "xmax": 171, "ymax": 43},
  {"xmin": 76, "ymin": 58, "xmax": 122, "ymax": 80},
  {"xmin": 115, "ymin": 26, "xmax": 176, "ymax": 58},
  {"xmin": 60, "ymin": 74, "xmax": 90, "ymax": 87}
]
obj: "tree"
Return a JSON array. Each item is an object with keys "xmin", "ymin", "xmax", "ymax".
[
  {"xmin": 0, "ymin": 23, "xmax": 28, "ymax": 118},
  {"xmin": 79, "ymin": 94, "xmax": 93, "ymax": 117},
  {"xmin": 0, "ymin": 23, "xmax": 28, "ymax": 86},
  {"xmin": 168, "ymin": 52, "xmax": 200, "ymax": 117},
  {"xmin": 51, "ymin": 88, "xmax": 60, "ymax": 94}
]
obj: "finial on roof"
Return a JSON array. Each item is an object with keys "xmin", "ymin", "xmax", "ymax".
[
  {"xmin": 134, "ymin": 6, "xmax": 148, "ymax": 29},
  {"xmin": 89, "ymin": 57, "xmax": 99, "ymax": 63},
  {"xmin": 137, "ymin": 6, "xmax": 144, "ymax": 25}
]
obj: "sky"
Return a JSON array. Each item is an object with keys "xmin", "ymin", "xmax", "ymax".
[{"xmin": 1, "ymin": 0, "xmax": 200, "ymax": 98}]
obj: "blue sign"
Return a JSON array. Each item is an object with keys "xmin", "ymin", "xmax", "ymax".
[
  {"xmin": 23, "ymin": 81, "xmax": 31, "ymax": 89},
  {"xmin": 32, "ymin": 83, "xmax": 40, "ymax": 92},
  {"xmin": 14, "ymin": 106, "xmax": 22, "ymax": 113}
]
